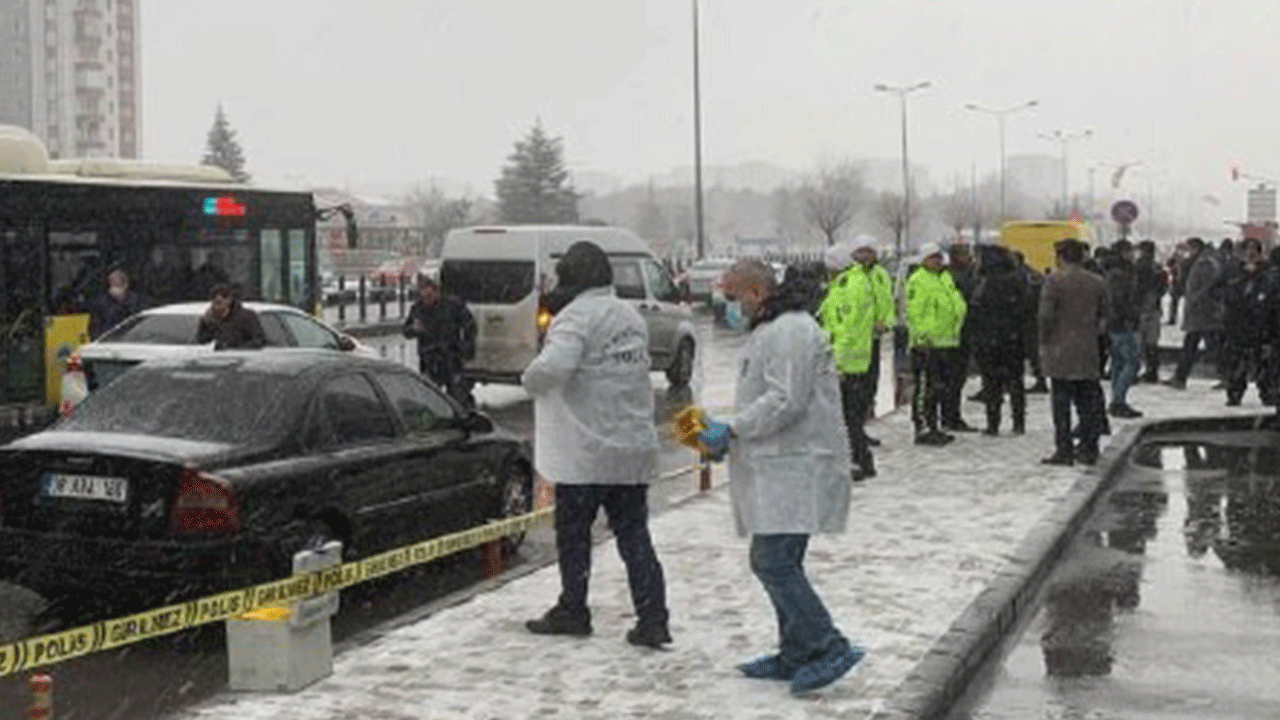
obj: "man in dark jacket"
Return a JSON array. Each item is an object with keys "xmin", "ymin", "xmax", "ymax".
[
  {"xmin": 1105, "ymin": 240, "xmax": 1143, "ymax": 418},
  {"xmin": 943, "ymin": 243, "xmax": 978, "ymax": 432},
  {"xmin": 1015, "ymin": 252, "xmax": 1049, "ymax": 393},
  {"xmin": 403, "ymin": 277, "xmax": 477, "ymax": 408},
  {"xmin": 1221, "ymin": 238, "xmax": 1273, "ymax": 406},
  {"xmin": 1135, "ymin": 241, "xmax": 1168, "ymax": 383},
  {"xmin": 969, "ymin": 245, "xmax": 1029, "ymax": 435},
  {"xmin": 196, "ymin": 284, "xmax": 266, "ymax": 350},
  {"xmin": 88, "ymin": 267, "xmax": 142, "ymax": 339}
]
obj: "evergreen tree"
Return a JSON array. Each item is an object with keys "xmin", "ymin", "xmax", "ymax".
[
  {"xmin": 495, "ymin": 122, "xmax": 579, "ymax": 224},
  {"xmin": 201, "ymin": 104, "xmax": 250, "ymax": 182}
]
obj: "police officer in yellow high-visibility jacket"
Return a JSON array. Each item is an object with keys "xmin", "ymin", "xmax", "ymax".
[
  {"xmin": 907, "ymin": 243, "xmax": 968, "ymax": 446},
  {"xmin": 856, "ymin": 236, "xmax": 896, "ymax": 437},
  {"xmin": 819, "ymin": 239, "xmax": 879, "ymax": 481}
]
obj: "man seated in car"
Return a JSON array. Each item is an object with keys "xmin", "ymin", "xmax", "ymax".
[{"xmin": 197, "ymin": 284, "xmax": 267, "ymax": 350}]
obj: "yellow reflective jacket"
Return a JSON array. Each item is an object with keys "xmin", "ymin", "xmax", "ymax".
[
  {"xmin": 818, "ymin": 265, "xmax": 876, "ymax": 374},
  {"xmin": 906, "ymin": 267, "xmax": 967, "ymax": 349},
  {"xmin": 870, "ymin": 264, "xmax": 895, "ymax": 329}
]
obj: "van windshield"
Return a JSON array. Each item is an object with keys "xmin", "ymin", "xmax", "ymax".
[{"xmin": 441, "ymin": 260, "xmax": 535, "ymax": 304}]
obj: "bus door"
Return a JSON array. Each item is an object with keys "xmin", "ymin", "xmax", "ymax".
[
  {"xmin": 0, "ymin": 226, "xmax": 44, "ymax": 405},
  {"xmin": 45, "ymin": 231, "xmax": 98, "ymax": 406}
]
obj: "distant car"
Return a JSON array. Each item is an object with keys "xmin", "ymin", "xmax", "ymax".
[
  {"xmin": 2, "ymin": 351, "xmax": 533, "ymax": 599},
  {"xmin": 686, "ymin": 258, "xmax": 736, "ymax": 306},
  {"xmin": 60, "ymin": 302, "xmax": 379, "ymax": 411}
]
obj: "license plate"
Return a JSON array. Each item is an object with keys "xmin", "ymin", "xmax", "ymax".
[{"xmin": 41, "ymin": 473, "xmax": 129, "ymax": 503}]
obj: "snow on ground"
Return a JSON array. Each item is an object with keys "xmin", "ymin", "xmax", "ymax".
[{"xmin": 177, "ymin": 377, "xmax": 1265, "ymax": 720}]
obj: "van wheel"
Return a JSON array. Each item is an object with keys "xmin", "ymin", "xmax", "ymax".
[{"xmin": 666, "ymin": 339, "xmax": 695, "ymax": 388}]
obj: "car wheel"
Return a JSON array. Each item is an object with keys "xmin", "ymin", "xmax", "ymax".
[
  {"xmin": 496, "ymin": 461, "xmax": 533, "ymax": 557},
  {"xmin": 665, "ymin": 339, "xmax": 695, "ymax": 388}
]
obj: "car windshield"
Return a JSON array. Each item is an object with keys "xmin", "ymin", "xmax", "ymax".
[
  {"xmin": 58, "ymin": 362, "xmax": 302, "ymax": 445},
  {"xmin": 97, "ymin": 313, "xmax": 201, "ymax": 344}
]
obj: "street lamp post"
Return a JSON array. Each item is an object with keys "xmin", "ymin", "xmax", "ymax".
[
  {"xmin": 691, "ymin": 0, "xmax": 706, "ymax": 260},
  {"xmin": 874, "ymin": 81, "xmax": 930, "ymax": 256},
  {"xmin": 1039, "ymin": 129, "xmax": 1093, "ymax": 213},
  {"xmin": 964, "ymin": 100, "xmax": 1038, "ymax": 222}
]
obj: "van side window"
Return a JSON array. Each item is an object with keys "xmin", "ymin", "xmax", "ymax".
[{"xmin": 611, "ymin": 260, "xmax": 646, "ymax": 300}]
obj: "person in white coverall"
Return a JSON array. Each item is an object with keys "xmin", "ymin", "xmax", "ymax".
[
  {"xmin": 698, "ymin": 259, "xmax": 866, "ymax": 696},
  {"xmin": 521, "ymin": 241, "xmax": 671, "ymax": 649}
]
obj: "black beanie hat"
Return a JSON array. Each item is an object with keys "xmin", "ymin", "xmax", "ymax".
[{"xmin": 556, "ymin": 241, "xmax": 613, "ymax": 290}]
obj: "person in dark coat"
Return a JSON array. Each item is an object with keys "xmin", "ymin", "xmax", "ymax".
[
  {"xmin": 944, "ymin": 243, "xmax": 978, "ymax": 432},
  {"xmin": 968, "ymin": 245, "xmax": 1029, "ymax": 435},
  {"xmin": 1015, "ymin": 252, "xmax": 1049, "ymax": 393},
  {"xmin": 1166, "ymin": 252, "xmax": 1184, "ymax": 326},
  {"xmin": 88, "ymin": 267, "xmax": 142, "ymax": 339},
  {"xmin": 196, "ymin": 284, "xmax": 266, "ymax": 350},
  {"xmin": 1221, "ymin": 238, "xmax": 1273, "ymax": 406},
  {"xmin": 1166, "ymin": 237, "xmax": 1225, "ymax": 389},
  {"xmin": 1104, "ymin": 240, "xmax": 1143, "ymax": 418},
  {"xmin": 1135, "ymin": 241, "xmax": 1168, "ymax": 383},
  {"xmin": 403, "ymin": 277, "xmax": 478, "ymax": 408},
  {"xmin": 1039, "ymin": 239, "xmax": 1109, "ymax": 467}
]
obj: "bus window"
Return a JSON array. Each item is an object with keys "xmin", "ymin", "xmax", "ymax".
[
  {"xmin": 287, "ymin": 229, "xmax": 307, "ymax": 305},
  {"xmin": 260, "ymin": 229, "xmax": 284, "ymax": 302},
  {"xmin": 48, "ymin": 231, "xmax": 101, "ymax": 314}
]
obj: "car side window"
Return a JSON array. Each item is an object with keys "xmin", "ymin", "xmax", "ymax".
[
  {"xmin": 612, "ymin": 260, "xmax": 646, "ymax": 300},
  {"xmin": 311, "ymin": 374, "xmax": 397, "ymax": 448},
  {"xmin": 280, "ymin": 313, "xmax": 340, "ymax": 350},
  {"xmin": 258, "ymin": 312, "xmax": 292, "ymax": 347},
  {"xmin": 643, "ymin": 260, "xmax": 679, "ymax": 303},
  {"xmin": 374, "ymin": 371, "xmax": 457, "ymax": 434}
]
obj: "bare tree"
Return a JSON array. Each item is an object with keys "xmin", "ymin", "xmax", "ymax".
[
  {"xmin": 939, "ymin": 189, "xmax": 974, "ymax": 242},
  {"xmin": 876, "ymin": 192, "xmax": 912, "ymax": 254},
  {"xmin": 405, "ymin": 186, "xmax": 475, "ymax": 256},
  {"xmin": 801, "ymin": 164, "xmax": 865, "ymax": 246}
]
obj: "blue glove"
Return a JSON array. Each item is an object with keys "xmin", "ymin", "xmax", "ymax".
[{"xmin": 698, "ymin": 419, "xmax": 733, "ymax": 461}]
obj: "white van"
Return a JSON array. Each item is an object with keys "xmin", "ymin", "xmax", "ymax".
[{"xmin": 439, "ymin": 225, "xmax": 697, "ymax": 388}]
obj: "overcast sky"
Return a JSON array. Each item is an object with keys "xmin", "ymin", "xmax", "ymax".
[{"xmin": 143, "ymin": 0, "xmax": 1277, "ymax": 221}]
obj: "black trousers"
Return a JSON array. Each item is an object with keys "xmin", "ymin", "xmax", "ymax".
[
  {"xmin": 1051, "ymin": 379, "xmax": 1106, "ymax": 457},
  {"xmin": 1223, "ymin": 342, "xmax": 1270, "ymax": 403},
  {"xmin": 1173, "ymin": 330, "xmax": 1223, "ymax": 382},
  {"xmin": 839, "ymin": 373, "xmax": 875, "ymax": 473},
  {"xmin": 976, "ymin": 346, "xmax": 1026, "ymax": 431},
  {"xmin": 912, "ymin": 347, "xmax": 963, "ymax": 433},
  {"xmin": 419, "ymin": 350, "xmax": 475, "ymax": 409},
  {"xmin": 554, "ymin": 484, "xmax": 668, "ymax": 628},
  {"xmin": 944, "ymin": 343, "xmax": 970, "ymax": 426},
  {"xmin": 861, "ymin": 337, "xmax": 882, "ymax": 419}
]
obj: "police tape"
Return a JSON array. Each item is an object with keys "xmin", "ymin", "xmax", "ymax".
[{"xmin": 0, "ymin": 462, "xmax": 704, "ymax": 678}]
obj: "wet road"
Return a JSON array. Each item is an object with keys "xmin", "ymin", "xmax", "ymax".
[
  {"xmin": 952, "ymin": 422, "xmax": 1280, "ymax": 720},
  {"xmin": 0, "ymin": 311, "xmax": 752, "ymax": 719}
]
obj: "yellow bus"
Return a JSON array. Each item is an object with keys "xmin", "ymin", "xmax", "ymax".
[{"xmin": 998, "ymin": 220, "xmax": 1094, "ymax": 275}]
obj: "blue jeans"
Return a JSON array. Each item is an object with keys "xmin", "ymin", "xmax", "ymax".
[
  {"xmin": 749, "ymin": 534, "xmax": 845, "ymax": 667},
  {"xmin": 1108, "ymin": 331, "xmax": 1139, "ymax": 406}
]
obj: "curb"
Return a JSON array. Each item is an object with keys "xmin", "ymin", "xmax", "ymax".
[
  {"xmin": 872, "ymin": 411, "xmax": 1278, "ymax": 720},
  {"xmin": 869, "ymin": 420, "xmax": 1146, "ymax": 720}
]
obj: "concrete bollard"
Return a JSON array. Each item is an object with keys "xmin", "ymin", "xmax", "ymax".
[
  {"xmin": 226, "ymin": 541, "xmax": 342, "ymax": 693},
  {"xmin": 28, "ymin": 673, "xmax": 52, "ymax": 720}
]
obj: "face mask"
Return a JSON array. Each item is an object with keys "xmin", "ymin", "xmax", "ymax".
[
  {"xmin": 108, "ymin": 286, "xmax": 126, "ymax": 301},
  {"xmin": 724, "ymin": 300, "xmax": 750, "ymax": 332}
]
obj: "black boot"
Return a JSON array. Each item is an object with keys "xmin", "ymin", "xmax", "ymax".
[
  {"xmin": 983, "ymin": 401, "xmax": 1000, "ymax": 436},
  {"xmin": 527, "ymin": 605, "xmax": 593, "ymax": 636},
  {"xmin": 1140, "ymin": 348, "xmax": 1160, "ymax": 383}
]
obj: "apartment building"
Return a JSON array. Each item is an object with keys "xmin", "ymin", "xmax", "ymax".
[{"xmin": 0, "ymin": 0, "xmax": 139, "ymax": 159}]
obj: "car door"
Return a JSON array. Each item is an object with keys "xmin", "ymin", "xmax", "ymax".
[
  {"xmin": 303, "ymin": 371, "xmax": 415, "ymax": 555},
  {"xmin": 641, "ymin": 259, "xmax": 685, "ymax": 363},
  {"xmin": 611, "ymin": 257, "xmax": 670, "ymax": 368},
  {"xmin": 371, "ymin": 369, "xmax": 497, "ymax": 536}
]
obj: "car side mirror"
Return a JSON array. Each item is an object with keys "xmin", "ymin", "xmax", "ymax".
[
  {"xmin": 459, "ymin": 411, "xmax": 494, "ymax": 434},
  {"xmin": 337, "ymin": 334, "xmax": 357, "ymax": 352}
]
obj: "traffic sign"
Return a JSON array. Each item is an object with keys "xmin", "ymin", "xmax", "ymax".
[{"xmin": 1111, "ymin": 200, "xmax": 1139, "ymax": 225}]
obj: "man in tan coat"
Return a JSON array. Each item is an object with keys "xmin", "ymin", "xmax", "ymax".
[{"xmin": 1039, "ymin": 239, "xmax": 1109, "ymax": 466}]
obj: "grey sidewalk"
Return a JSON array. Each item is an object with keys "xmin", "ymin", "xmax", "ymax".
[{"xmin": 176, "ymin": 380, "xmax": 1265, "ymax": 720}]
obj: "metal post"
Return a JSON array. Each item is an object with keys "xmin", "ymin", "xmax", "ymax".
[
  {"xmin": 358, "ymin": 276, "xmax": 367, "ymax": 325},
  {"xmin": 899, "ymin": 93, "xmax": 911, "ymax": 256},
  {"xmin": 699, "ymin": 456, "xmax": 712, "ymax": 492},
  {"xmin": 337, "ymin": 275, "xmax": 346, "ymax": 324},
  {"xmin": 28, "ymin": 673, "xmax": 53, "ymax": 720},
  {"xmin": 378, "ymin": 277, "xmax": 388, "ymax": 321},
  {"xmin": 398, "ymin": 274, "xmax": 407, "ymax": 318},
  {"xmin": 997, "ymin": 113, "xmax": 1007, "ymax": 221},
  {"xmin": 481, "ymin": 540, "xmax": 504, "ymax": 579},
  {"xmin": 692, "ymin": 0, "xmax": 706, "ymax": 260}
]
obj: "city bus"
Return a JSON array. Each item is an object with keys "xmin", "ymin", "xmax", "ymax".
[
  {"xmin": 0, "ymin": 127, "xmax": 321, "ymax": 418},
  {"xmin": 998, "ymin": 220, "xmax": 1095, "ymax": 275}
]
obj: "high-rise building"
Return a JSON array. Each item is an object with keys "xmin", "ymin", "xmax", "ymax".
[{"xmin": 0, "ymin": 0, "xmax": 140, "ymax": 159}]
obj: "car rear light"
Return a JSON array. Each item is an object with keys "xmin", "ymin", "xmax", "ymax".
[
  {"xmin": 64, "ymin": 354, "xmax": 83, "ymax": 373},
  {"xmin": 170, "ymin": 468, "xmax": 241, "ymax": 535},
  {"xmin": 536, "ymin": 309, "xmax": 553, "ymax": 334}
]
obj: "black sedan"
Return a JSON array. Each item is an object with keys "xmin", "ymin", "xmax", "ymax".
[{"xmin": 0, "ymin": 351, "xmax": 533, "ymax": 600}]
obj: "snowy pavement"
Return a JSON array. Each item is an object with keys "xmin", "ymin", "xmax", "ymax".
[{"xmin": 174, "ymin": 378, "xmax": 1268, "ymax": 720}]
